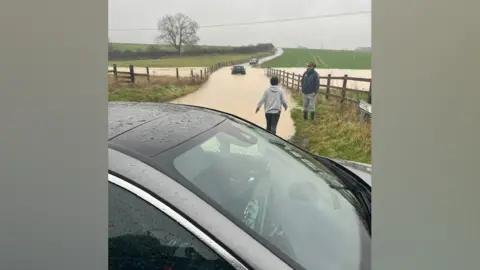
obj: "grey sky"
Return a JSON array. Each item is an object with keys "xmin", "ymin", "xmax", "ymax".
[{"xmin": 108, "ymin": 0, "xmax": 371, "ymax": 49}]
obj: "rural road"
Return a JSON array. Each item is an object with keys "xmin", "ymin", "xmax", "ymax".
[{"xmin": 169, "ymin": 49, "xmax": 297, "ymax": 140}]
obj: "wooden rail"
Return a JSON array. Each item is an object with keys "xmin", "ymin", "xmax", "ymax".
[
  {"xmin": 108, "ymin": 58, "xmax": 255, "ymax": 84},
  {"xmin": 265, "ymin": 68, "xmax": 373, "ymax": 126},
  {"xmin": 264, "ymin": 68, "xmax": 372, "ymax": 104}
]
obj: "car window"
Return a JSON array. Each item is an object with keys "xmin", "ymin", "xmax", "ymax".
[
  {"xmin": 200, "ymin": 133, "xmax": 261, "ymax": 156},
  {"xmin": 108, "ymin": 182, "xmax": 237, "ymax": 270},
  {"xmin": 165, "ymin": 120, "xmax": 370, "ymax": 270}
]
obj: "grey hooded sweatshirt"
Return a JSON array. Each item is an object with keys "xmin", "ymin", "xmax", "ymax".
[{"xmin": 256, "ymin": 85, "xmax": 288, "ymax": 113}]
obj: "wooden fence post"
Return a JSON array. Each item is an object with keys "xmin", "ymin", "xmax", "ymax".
[
  {"xmin": 325, "ymin": 74, "xmax": 331, "ymax": 99},
  {"xmin": 368, "ymin": 81, "xmax": 372, "ymax": 104},
  {"xmin": 113, "ymin": 64, "xmax": 118, "ymax": 81},
  {"xmin": 291, "ymin": 73, "xmax": 295, "ymax": 88},
  {"xmin": 296, "ymin": 74, "xmax": 301, "ymax": 91},
  {"xmin": 360, "ymin": 110, "xmax": 366, "ymax": 127},
  {"xmin": 146, "ymin": 67, "xmax": 150, "ymax": 82},
  {"xmin": 129, "ymin": 65, "xmax": 135, "ymax": 83},
  {"xmin": 358, "ymin": 100, "xmax": 372, "ymax": 127},
  {"xmin": 340, "ymin": 74, "xmax": 348, "ymax": 103},
  {"xmin": 191, "ymin": 69, "xmax": 194, "ymax": 83},
  {"xmin": 200, "ymin": 69, "xmax": 203, "ymax": 81},
  {"xmin": 176, "ymin": 68, "xmax": 179, "ymax": 80}
]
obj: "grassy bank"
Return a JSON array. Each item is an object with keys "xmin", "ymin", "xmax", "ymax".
[
  {"xmin": 289, "ymin": 90, "xmax": 371, "ymax": 163},
  {"xmin": 262, "ymin": 48, "xmax": 371, "ymax": 69},
  {"xmin": 108, "ymin": 75, "xmax": 201, "ymax": 103},
  {"xmin": 109, "ymin": 52, "xmax": 272, "ymax": 67}
]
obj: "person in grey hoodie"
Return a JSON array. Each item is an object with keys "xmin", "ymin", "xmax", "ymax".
[
  {"xmin": 301, "ymin": 61, "xmax": 320, "ymax": 120},
  {"xmin": 255, "ymin": 76, "xmax": 288, "ymax": 135}
]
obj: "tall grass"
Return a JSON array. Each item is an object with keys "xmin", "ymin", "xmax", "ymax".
[
  {"xmin": 289, "ymin": 90, "xmax": 371, "ymax": 163},
  {"xmin": 108, "ymin": 75, "xmax": 202, "ymax": 103}
]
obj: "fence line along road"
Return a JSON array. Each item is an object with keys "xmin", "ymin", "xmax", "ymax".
[
  {"xmin": 108, "ymin": 58, "xmax": 258, "ymax": 84},
  {"xmin": 265, "ymin": 68, "xmax": 372, "ymax": 126},
  {"xmin": 109, "ymin": 64, "xmax": 211, "ymax": 84},
  {"xmin": 108, "ymin": 51, "xmax": 275, "ymax": 84},
  {"xmin": 265, "ymin": 68, "xmax": 372, "ymax": 104}
]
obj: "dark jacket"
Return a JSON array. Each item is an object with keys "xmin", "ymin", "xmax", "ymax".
[{"xmin": 301, "ymin": 69, "xmax": 320, "ymax": 94}]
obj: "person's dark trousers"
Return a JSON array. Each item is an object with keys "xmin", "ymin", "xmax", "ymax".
[
  {"xmin": 303, "ymin": 111, "xmax": 315, "ymax": 120},
  {"xmin": 265, "ymin": 113, "xmax": 281, "ymax": 135}
]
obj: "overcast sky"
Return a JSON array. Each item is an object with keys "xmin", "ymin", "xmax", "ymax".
[{"xmin": 108, "ymin": 0, "xmax": 371, "ymax": 50}]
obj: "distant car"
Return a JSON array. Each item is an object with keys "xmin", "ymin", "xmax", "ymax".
[
  {"xmin": 108, "ymin": 102, "xmax": 371, "ymax": 270},
  {"xmin": 249, "ymin": 58, "xmax": 258, "ymax": 65},
  {"xmin": 231, "ymin": 65, "xmax": 246, "ymax": 75}
]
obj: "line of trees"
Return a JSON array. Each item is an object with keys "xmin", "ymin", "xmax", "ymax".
[{"xmin": 108, "ymin": 13, "xmax": 275, "ymax": 61}]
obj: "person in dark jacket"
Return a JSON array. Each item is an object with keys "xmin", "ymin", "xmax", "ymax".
[{"xmin": 300, "ymin": 61, "xmax": 320, "ymax": 120}]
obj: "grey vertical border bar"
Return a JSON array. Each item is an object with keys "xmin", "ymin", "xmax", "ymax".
[
  {"xmin": 373, "ymin": 0, "xmax": 479, "ymax": 269},
  {"xmin": 0, "ymin": 0, "xmax": 107, "ymax": 269}
]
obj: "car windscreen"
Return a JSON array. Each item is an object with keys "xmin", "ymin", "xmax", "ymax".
[{"xmin": 156, "ymin": 118, "xmax": 371, "ymax": 270}]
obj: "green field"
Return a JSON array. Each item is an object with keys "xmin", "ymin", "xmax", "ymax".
[
  {"xmin": 262, "ymin": 48, "xmax": 371, "ymax": 69},
  {"xmin": 109, "ymin": 52, "xmax": 271, "ymax": 67},
  {"xmin": 111, "ymin": 43, "xmax": 237, "ymax": 53}
]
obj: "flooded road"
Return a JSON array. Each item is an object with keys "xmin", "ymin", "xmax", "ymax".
[{"xmin": 170, "ymin": 63, "xmax": 297, "ymax": 140}]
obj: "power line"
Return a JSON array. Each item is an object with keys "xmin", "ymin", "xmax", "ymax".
[{"xmin": 109, "ymin": 11, "xmax": 371, "ymax": 32}]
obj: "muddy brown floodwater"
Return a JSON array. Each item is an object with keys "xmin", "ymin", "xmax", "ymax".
[{"xmin": 170, "ymin": 64, "xmax": 297, "ymax": 139}]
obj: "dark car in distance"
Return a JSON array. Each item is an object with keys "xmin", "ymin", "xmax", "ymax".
[
  {"xmin": 249, "ymin": 58, "xmax": 258, "ymax": 65},
  {"xmin": 231, "ymin": 65, "xmax": 246, "ymax": 75},
  {"xmin": 108, "ymin": 102, "xmax": 371, "ymax": 270}
]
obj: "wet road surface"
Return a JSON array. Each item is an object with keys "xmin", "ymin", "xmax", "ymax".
[{"xmin": 169, "ymin": 63, "xmax": 297, "ymax": 140}]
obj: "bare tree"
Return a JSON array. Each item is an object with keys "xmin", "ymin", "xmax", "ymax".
[{"xmin": 156, "ymin": 13, "xmax": 200, "ymax": 55}]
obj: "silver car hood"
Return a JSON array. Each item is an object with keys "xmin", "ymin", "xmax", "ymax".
[{"xmin": 332, "ymin": 159, "xmax": 372, "ymax": 187}]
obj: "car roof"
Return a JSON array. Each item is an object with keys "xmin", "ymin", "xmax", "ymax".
[{"xmin": 108, "ymin": 102, "xmax": 226, "ymax": 157}]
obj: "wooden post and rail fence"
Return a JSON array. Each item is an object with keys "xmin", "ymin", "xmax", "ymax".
[
  {"xmin": 108, "ymin": 58, "xmax": 255, "ymax": 84},
  {"xmin": 265, "ymin": 68, "xmax": 372, "ymax": 126}
]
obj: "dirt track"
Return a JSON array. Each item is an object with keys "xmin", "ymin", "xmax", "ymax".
[{"xmin": 169, "ymin": 64, "xmax": 297, "ymax": 139}]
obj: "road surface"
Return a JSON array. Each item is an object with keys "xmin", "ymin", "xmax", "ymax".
[{"xmin": 170, "ymin": 49, "xmax": 297, "ymax": 140}]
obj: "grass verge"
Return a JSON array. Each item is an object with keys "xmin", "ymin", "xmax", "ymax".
[
  {"xmin": 262, "ymin": 48, "xmax": 371, "ymax": 69},
  {"xmin": 108, "ymin": 75, "xmax": 201, "ymax": 103},
  {"xmin": 109, "ymin": 52, "xmax": 272, "ymax": 67},
  {"xmin": 288, "ymin": 90, "xmax": 371, "ymax": 163}
]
